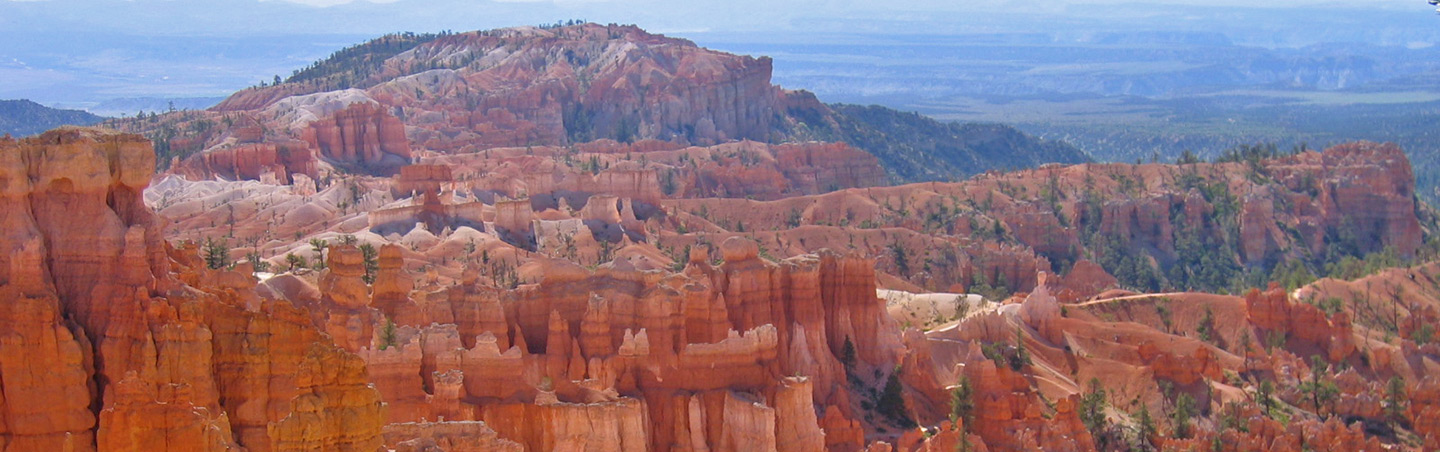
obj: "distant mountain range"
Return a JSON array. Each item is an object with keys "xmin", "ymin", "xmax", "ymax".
[
  {"xmin": 87, "ymin": 97, "xmax": 226, "ymax": 118},
  {"xmin": 0, "ymin": 100, "xmax": 105, "ymax": 137}
]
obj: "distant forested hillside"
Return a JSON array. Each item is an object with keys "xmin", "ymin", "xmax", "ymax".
[
  {"xmin": 783, "ymin": 102, "xmax": 1091, "ymax": 183},
  {"xmin": 0, "ymin": 100, "xmax": 105, "ymax": 137}
]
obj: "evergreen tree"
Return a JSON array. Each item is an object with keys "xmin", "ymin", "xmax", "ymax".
[
  {"xmin": 359, "ymin": 243, "xmax": 380, "ymax": 284},
  {"xmin": 285, "ymin": 253, "xmax": 307, "ymax": 271},
  {"xmin": 379, "ymin": 317, "xmax": 398, "ymax": 350},
  {"xmin": 203, "ymin": 238, "xmax": 230, "ymax": 270},
  {"xmin": 1079, "ymin": 378, "xmax": 1109, "ymax": 448},
  {"xmin": 245, "ymin": 251, "xmax": 270, "ymax": 273},
  {"xmin": 877, "ymin": 366, "xmax": 914, "ymax": 427},
  {"xmin": 1385, "ymin": 376, "xmax": 1408, "ymax": 425},
  {"xmin": 1171, "ymin": 393, "xmax": 1196, "ymax": 439},
  {"xmin": 309, "ymin": 238, "xmax": 329, "ymax": 269},
  {"xmin": 840, "ymin": 336, "xmax": 857, "ymax": 369},
  {"xmin": 1299, "ymin": 355, "xmax": 1339, "ymax": 418},
  {"xmin": 950, "ymin": 376, "xmax": 975, "ymax": 426},
  {"xmin": 1135, "ymin": 403, "xmax": 1157, "ymax": 448},
  {"xmin": 1011, "ymin": 328, "xmax": 1032, "ymax": 371},
  {"xmin": 1257, "ymin": 379, "xmax": 1276, "ymax": 418}
]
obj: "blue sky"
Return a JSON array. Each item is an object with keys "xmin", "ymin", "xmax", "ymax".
[
  {"xmin": 0, "ymin": 0, "xmax": 1424, "ymax": 37},
  {"xmin": 1, "ymin": 0, "xmax": 1435, "ymax": 110}
]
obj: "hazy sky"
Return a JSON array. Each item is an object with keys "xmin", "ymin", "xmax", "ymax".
[
  {"xmin": 2, "ymin": 0, "xmax": 1435, "ymax": 109},
  {"xmin": 0, "ymin": 0, "xmax": 1425, "ymax": 37}
]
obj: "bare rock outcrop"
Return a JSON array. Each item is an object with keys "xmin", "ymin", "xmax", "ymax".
[{"xmin": 0, "ymin": 128, "xmax": 388, "ymax": 452}]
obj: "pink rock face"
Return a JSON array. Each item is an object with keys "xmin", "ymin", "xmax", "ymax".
[
  {"xmin": 301, "ymin": 102, "xmax": 411, "ymax": 170},
  {"xmin": 212, "ymin": 24, "xmax": 786, "ymax": 152},
  {"xmin": 773, "ymin": 142, "xmax": 888, "ymax": 195},
  {"xmin": 175, "ymin": 141, "xmax": 316, "ymax": 183}
]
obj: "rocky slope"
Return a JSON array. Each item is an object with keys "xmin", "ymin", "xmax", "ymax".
[
  {"xmin": 11, "ymin": 122, "xmax": 1438, "ymax": 451},
  {"xmin": 127, "ymin": 104, "xmax": 1439, "ymax": 452},
  {"xmin": 111, "ymin": 23, "xmax": 1081, "ymax": 185},
  {"xmin": 0, "ymin": 128, "xmax": 387, "ymax": 452},
  {"xmin": 652, "ymin": 141, "xmax": 1423, "ymax": 296},
  {"xmin": 11, "ymin": 24, "xmax": 1437, "ymax": 452}
]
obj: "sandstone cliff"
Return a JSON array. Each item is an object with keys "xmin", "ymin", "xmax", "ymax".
[{"xmin": 0, "ymin": 128, "xmax": 387, "ymax": 452}]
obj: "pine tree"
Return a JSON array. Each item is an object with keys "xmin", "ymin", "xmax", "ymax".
[
  {"xmin": 1171, "ymin": 393, "xmax": 1196, "ymax": 439},
  {"xmin": 1385, "ymin": 376, "xmax": 1408, "ymax": 425},
  {"xmin": 203, "ymin": 238, "xmax": 230, "ymax": 270},
  {"xmin": 309, "ymin": 238, "xmax": 329, "ymax": 269},
  {"xmin": 950, "ymin": 376, "xmax": 975, "ymax": 426},
  {"xmin": 245, "ymin": 251, "xmax": 270, "ymax": 273},
  {"xmin": 1257, "ymin": 379, "xmax": 1276, "ymax": 418},
  {"xmin": 1136, "ymin": 403, "xmax": 1157, "ymax": 448},
  {"xmin": 285, "ymin": 253, "xmax": 307, "ymax": 271},
  {"xmin": 359, "ymin": 243, "xmax": 380, "ymax": 284},
  {"xmin": 877, "ymin": 366, "xmax": 914, "ymax": 427},
  {"xmin": 379, "ymin": 317, "xmax": 398, "ymax": 350},
  {"xmin": 841, "ymin": 336, "xmax": 857, "ymax": 369},
  {"xmin": 1079, "ymin": 378, "xmax": 1109, "ymax": 448},
  {"xmin": 1299, "ymin": 355, "xmax": 1339, "ymax": 418}
]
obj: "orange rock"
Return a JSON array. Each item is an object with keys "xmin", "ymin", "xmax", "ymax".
[
  {"xmin": 267, "ymin": 343, "xmax": 387, "ymax": 452},
  {"xmin": 0, "ymin": 127, "xmax": 389, "ymax": 452},
  {"xmin": 382, "ymin": 421, "xmax": 523, "ymax": 451}
]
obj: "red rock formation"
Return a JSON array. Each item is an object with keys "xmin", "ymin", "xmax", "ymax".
[
  {"xmin": 0, "ymin": 128, "xmax": 388, "ymax": 452},
  {"xmin": 1266, "ymin": 141, "xmax": 1423, "ymax": 258},
  {"xmin": 316, "ymin": 244, "xmax": 377, "ymax": 352},
  {"xmin": 327, "ymin": 236, "xmax": 904, "ymax": 451},
  {"xmin": 97, "ymin": 371, "xmax": 238, "ymax": 452},
  {"xmin": 382, "ymin": 421, "xmax": 523, "ymax": 452},
  {"xmin": 774, "ymin": 142, "xmax": 888, "ymax": 195},
  {"xmin": 1245, "ymin": 285, "xmax": 1355, "ymax": 362},
  {"xmin": 301, "ymin": 102, "xmax": 411, "ymax": 170},
  {"xmin": 1043, "ymin": 260, "xmax": 1117, "ymax": 303},
  {"xmin": 211, "ymin": 24, "xmax": 785, "ymax": 151},
  {"xmin": 174, "ymin": 141, "xmax": 317, "ymax": 183},
  {"xmin": 371, "ymin": 244, "xmax": 418, "ymax": 324}
]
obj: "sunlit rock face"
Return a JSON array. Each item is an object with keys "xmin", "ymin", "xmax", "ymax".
[{"xmin": 0, "ymin": 128, "xmax": 385, "ymax": 452}]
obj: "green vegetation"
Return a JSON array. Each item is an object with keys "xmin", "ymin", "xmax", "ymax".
[
  {"xmin": 1171, "ymin": 393, "xmax": 1196, "ymax": 439},
  {"xmin": 841, "ymin": 336, "xmax": 857, "ymax": 369},
  {"xmin": 285, "ymin": 253, "xmax": 307, "ymax": 271},
  {"xmin": 285, "ymin": 32, "xmax": 447, "ymax": 90},
  {"xmin": 876, "ymin": 365, "xmax": 915, "ymax": 428},
  {"xmin": 1256, "ymin": 379, "xmax": 1276, "ymax": 418},
  {"xmin": 203, "ymin": 238, "xmax": 231, "ymax": 270},
  {"xmin": 1073, "ymin": 148, "xmax": 1433, "ymax": 296},
  {"xmin": 359, "ymin": 242, "xmax": 380, "ymax": 284},
  {"xmin": 378, "ymin": 317, "xmax": 398, "ymax": 350},
  {"xmin": 1196, "ymin": 307, "xmax": 1215, "ymax": 343},
  {"xmin": 949, "ymin": 376, "xmax": 975, "ymax": 426},
  {"xmin": 1299, "ymin": 355, "xmax": 1340, "ymax": 419},
  {"xmin": 0, "ymin": 100, "xmax": 104, "ymax": 137},
  {"xmin": 890, "ymin": 242, "xmax": 910, "ymax": 275},
  {"xmin": 784, "ymin": 103, "xmax": 1089, "ymax": 184},
  {"xmin": 1385, "ymin": 376, "xmax": 1409, "ymax": 428},
  {"xmin": 980, "ymin": 329, "xmax": 1032, "ymax": 372},
  {"xmin": 1135, "ymin": 403, "xmax": 1157, "ymax": 448},
  {"xmin": 245, "ymin": 251, "xmax": 270, "ymax": 274},
  {"xmin": 309, "ymin": 238, "xmax": 329, "ymax": 269},
  {"xmin": 1078, "ymin": 378, "xmax": 1109, "ymax": 448}
]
